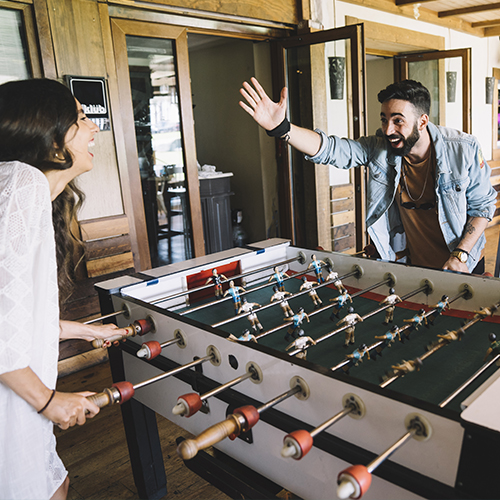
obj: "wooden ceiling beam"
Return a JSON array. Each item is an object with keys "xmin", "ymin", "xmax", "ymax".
[
  {"xmin": 395, "ymin": 0, "xmax": 436, "ymax": 5},
  {"xmin": 471, "ymin": 19, "xmax": 500, "ymax": 28},
  {"xmin": 438, "ymin": 2, "xmax": 500, "ymax": 18}
]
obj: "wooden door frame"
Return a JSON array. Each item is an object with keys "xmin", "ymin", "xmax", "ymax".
[
  {"xmin": 272, "ymin": 24, "xmax": 367, "ymax": 250},
  {"xmin": 105, "ymin": 17, "xmax": 204, "ymax": 270},
  {"xmin": 397, "ymin": 48, "xmax": 471, "ymax": 134}
]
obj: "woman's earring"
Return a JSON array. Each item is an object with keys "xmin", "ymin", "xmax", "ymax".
[{"xmin": 54, "ymin": 150, "xmax": 64, "ymax": 161}]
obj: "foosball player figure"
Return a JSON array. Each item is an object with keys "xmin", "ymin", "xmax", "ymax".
[
  {"xmin": 325, "ymin": 265, "xmax": 346, "ymax": 294},
  {"xmin": 388, "ymin": 357, "xmax": 423, "ymax": 378},
  {"xmin": 473, "ymin": 305, "xmax": 498, "ymax": 320},
  {"xmin": 403, "ymin": 308, "xmax": 428, "ymax": 335},
  {"xmin": 205, "ymin": 268, "xmax": 228, "ymax": 299},
  {"xmin": 437, "ymin": 328, "xmax": 464, "ymax": 343},
  {"xmin": 337, "ymin": 307, "xmax": 363, "ymax": 347},
  {"xmin": 284, "ymin": 307, "xmax": 310, "ymax": 342},
  {"xmin": 238, "ymin": 297, "xmax": 263, "ymax": 332},
  {"xmin": 343, "ymin": 343, "xmax": 370, "ymax": 373},
  {"xmin": 380, "ymin": 288, "xmax": 402, "ymax": 325},
  {"xmin": 373, "ymin": 325, "xmax": 401, "ymax": 357},
  {"xmin": 330, "ymin": 290, "xmax": 352, "ymax": 320},
  {"xmin": 270, "ymin": 285, "xmax": 294, "ymax": 317},
  {"xmin": 228, "ymin": 329, "xmax": 258, "ymax": 343},
  {"xmin": 223, "ymin": 280, "xmax": 246, "ymax": 315},
  {"xmin": 300, "ymin": 276, "xmax": 323, "ymax": 308},
  {"xmin": 308, "ymin": 253, "xmax": 327, "ymax": 283},
  {"xmin": 483, "ymin": 333, "xmax": 500, "ymax": 362},
  {"xmin": 286, "ymin": 334, "xmax": 316, "ymax": 360},
  {"xmin": 268, "ymin": 266, "xmax": 290, "ymax": 292},
  {"xmin": 428, "ymin": 295, "xmax": 450, "ymax": 325}
]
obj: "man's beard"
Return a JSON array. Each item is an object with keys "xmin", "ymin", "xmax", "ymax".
[{"xmin": 385, "ymin": 121, "xmax": 420, "ymax": 157}]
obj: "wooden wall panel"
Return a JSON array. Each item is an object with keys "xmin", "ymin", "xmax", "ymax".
[
  {"xmin": 331, "ymin": 184, "xmax": 356, "ymax": 254},
  {"xmin": 46, "ymin": 0, "xmax": 124, "ymax": 221},
  {"xmin": 119, "ymin": 0, "xmax": 299, "ymax": 26}
]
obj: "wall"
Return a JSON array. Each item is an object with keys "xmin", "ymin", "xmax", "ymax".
[
  {"xmin": 46, "ymin": 0, "xmax": 124, "ymax": 221},
  {"xmin": 334, "ymin": 0, "xmax": 500, "ymax": 161},
  {"xmin": 189, "ymin": 37, "xmax": 273, "ymax": 243},
  {"xmin": 366, "ymin": 57, "xmax": 394, "ymax": 135}
]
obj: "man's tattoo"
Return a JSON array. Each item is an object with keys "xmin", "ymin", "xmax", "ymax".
[{"xmin": 464, "ymin": 220, "xmax": 476, "ymax": 236}]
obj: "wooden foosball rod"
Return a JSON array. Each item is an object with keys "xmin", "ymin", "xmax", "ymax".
[
  {"xmin": 91, "ymin": 317, "xmax": 155, "ymax": 349},
  {"xmin": 177, "ymin": 377, "xmax": 309, "ymax": 460},
  {"xmin": 86, "ymin": 347, "xmax": 221, "ymax": 408},
  {"xmin": 172, "ymin": 363, "xmax": 262, "ymax": 417}
]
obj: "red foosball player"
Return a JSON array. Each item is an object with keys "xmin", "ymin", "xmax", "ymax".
[{"xmin": 206, "ymin": 268, "xmax": 227, "ymax": 299}]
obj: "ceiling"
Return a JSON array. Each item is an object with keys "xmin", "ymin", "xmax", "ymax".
[{"xmin": 346, "ymin": 0, "xmax": 500, "ymax": 37}]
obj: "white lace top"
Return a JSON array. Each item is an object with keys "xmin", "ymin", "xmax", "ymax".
[{"xmin": 0, "ymin": 162, "xmax": 67, "ymax": 499}]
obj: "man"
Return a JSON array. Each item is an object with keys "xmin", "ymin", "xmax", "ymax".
[{"xmin": 239, "ymin": 78, "xmax": 496, "ymax": 273}]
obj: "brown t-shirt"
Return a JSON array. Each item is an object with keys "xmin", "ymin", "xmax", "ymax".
[{"xmin": 396, "ymin": 149, "xmax": 450, "ymax": 269}]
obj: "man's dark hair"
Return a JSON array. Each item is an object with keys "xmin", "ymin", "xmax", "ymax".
[{"xmin": 377, "ymin": 80, "xmax": 431, "ymax": 117}]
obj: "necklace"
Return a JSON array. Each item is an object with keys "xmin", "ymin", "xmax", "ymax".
[{"xmin": 401, "ymin": 156, "xmax": 432, "ymax": 202}]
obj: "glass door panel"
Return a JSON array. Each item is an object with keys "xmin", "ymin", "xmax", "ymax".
[
  {"xmin": 279, "ymin": 25, "xmax": 365, "ymax": 251},
  {"xmin": 125, "ymin": 35, "xmax": 192, "ymax": 267},
  {"xmin": 0, "ymin": 8, "xmax": 31, "ymax": 83},
  {"xmin": 399, "ymin": 48, "xmax": 470, "ymax": 133}
]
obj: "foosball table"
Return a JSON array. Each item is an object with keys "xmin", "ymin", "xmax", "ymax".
[{"xmin": 94, "ymin": 239, "xmax": 500, "ymax": 500}]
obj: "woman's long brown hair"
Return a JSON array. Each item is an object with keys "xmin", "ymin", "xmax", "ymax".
[{"xmin": 0, "ymin": 78, "xmax": 84, "ymax": 304}]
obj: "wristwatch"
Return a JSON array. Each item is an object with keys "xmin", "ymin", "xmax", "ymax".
[{"xmin": 451, "ymin": 248, "xmax": 469, "ymax": 263}]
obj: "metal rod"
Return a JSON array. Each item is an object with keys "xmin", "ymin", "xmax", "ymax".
[
  {"xmin": 366, "ymin": 429, "xmax": 416, "ymax": 473},
  {"xmin": 256, "ymin": 385, "xmax": 301, "ymax": 414},
  {"xmin": 151, "ymin": 255, "xmax": 302, "ymax": 306},
  {"xmin": 181, "ymin": 266, "xmax": 316, "ymax": 316},
  {"xmin": 200, "ymin": 370, "xmax": 254, "ymax": 402},
  {"xmin": 83, "ymin": 309, "xmax": 126, "ymax": 325},
  {"xmin": 439, "ymin": 353, "xmax": 500, "ymax": 407},
  {"xmin": 212, "ymin": 269, "xmax": 359, "ymax": 329},
  {"xmin": 329, "ymin": 340, "xmax": 385, "ymax": 372},
  {"xmin": 160, "ymin": 337, "xmax": 182, "ymax": 349},
  {"xmin": 133, "ymin": 354, "xmax": 212, "ymax": 390},
  {"xmin": 310, "ymin": 406, "xmax": 352, "ymax": 438},
  {"xmin": 254, "ymin": 270, "xmax": 359, "ymax": 340}
]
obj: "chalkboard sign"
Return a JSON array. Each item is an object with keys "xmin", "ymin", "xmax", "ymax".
[{"xmin": 66, "ymin": 76, "xmax": 110, "ymax": 131}]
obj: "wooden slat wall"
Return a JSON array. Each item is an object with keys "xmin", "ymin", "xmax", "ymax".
[
  {"xmin": 80, "ymin": 214, "xmax": 135, "ymax": 278},
  {"xmin": 331, "ymin": 184, "xmax": 356, "ymax": 253}
]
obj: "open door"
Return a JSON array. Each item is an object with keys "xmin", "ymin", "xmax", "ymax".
[
  {"xmin": 397, "ymin": 48, "xmax": 471, "ymax": 133},
  {"xmin": 272, "ymin": 24, "xmax": 367, "ymax": 253},
  {"xmin": 110, "ymin": 19, "xmax": 204, "ymax": 269}
]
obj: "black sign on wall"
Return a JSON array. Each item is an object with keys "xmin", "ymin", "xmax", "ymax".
[{"xmin": 66, "ymin": 76, "xmax": 110, "ymax": 131}]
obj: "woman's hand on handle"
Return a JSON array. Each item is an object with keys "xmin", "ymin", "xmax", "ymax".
[{"xmin": 42, "ymin": 391, "xmax": 100, "ymax": 429}]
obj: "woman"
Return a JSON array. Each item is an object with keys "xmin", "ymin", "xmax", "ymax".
[{"xmin": 0, "ymin": 79, "xmax": 127, "ymax": 500}]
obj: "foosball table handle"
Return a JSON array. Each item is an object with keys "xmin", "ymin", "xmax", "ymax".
[
  {"xmin": 86, "ymin": 382, "xmax": 135, "ymax": 408},
  {"xmin": 177, "ymin": 414, "xmax": 244, "ymax": 460}
]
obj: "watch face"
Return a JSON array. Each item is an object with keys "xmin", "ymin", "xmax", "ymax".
[{"xmin": 453, "ymin": 251, "xmax": 467, "ymax": 263}]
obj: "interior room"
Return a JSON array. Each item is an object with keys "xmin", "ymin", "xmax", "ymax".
[{"xmin": 2, "ymin": 1, "xmax": 500, "ymax": 499}]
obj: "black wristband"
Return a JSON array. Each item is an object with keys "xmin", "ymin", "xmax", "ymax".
[
  {"xmin": 266, "ymin": 118, "xmax": 291, "ymax": 138},
  {"xmin": 454, "ymin": 247, "xmax": 469, "ymax": 256},
  {"xmin": 38, "ymin": 389, "xmax": 56, "ymax": 414}
]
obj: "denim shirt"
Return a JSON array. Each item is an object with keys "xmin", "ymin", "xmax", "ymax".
[{"xmin": 306, "ymin": 122, "xmax": 497, "ymax": 271}]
